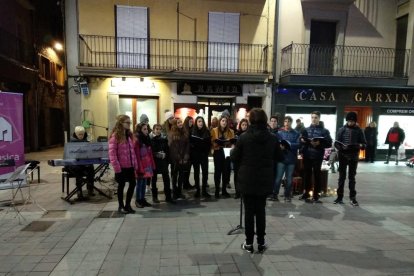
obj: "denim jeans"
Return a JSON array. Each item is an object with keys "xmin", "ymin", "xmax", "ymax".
[
  {"xmin": 273, "ymin": 162, "xmax": 295, "ymax": 198},
  {"xmin": 135, "ymin": 178, "xmax": 147, "ymax": 201}
]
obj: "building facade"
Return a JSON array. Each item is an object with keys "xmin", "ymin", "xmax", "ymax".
[
  {"xmin": 0, "ymin": 0, "xmax": 66, "ymax": 151},
  {"xmin": 65, "ymin": 0, "xmax": 275, "ymax": 139},
  {"xmin": 274, "ymin": 0, "xmax": 414, "ymax": 157}
]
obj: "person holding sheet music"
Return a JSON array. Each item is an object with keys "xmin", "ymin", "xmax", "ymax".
[
  {"xmin": 168, "ymin": 118, "xmax": 190, "ymax": 200},
  {"xmin": 299, "ymin": 111, "xmax": 333, "ymax": 203},
  {"xmin": 334, "ymin": 112, "xmax": 366, "ymax": 206},
  {"xmin": 64, "ymin": 126, "xmax": 95, "ymax": 200},
  {"xmin": 183, "ymin": 116, "xmax": 195, "ymax": 190},
  {"xmin": 190, "ymin": 116, "xmax": 212, "ymax": 198},
  {"xmin": 233, "ymin": 119, "xmax": 249, "ymax": 199},
  {"xmin": 109, "ymin": 115, "xmax": 140, "ymax": 214},
  {"xmin": 150, "ymin": 124, "xmax": 174, "ymax": 204},
  {"xmin": 270, "ymin": 116, "xmax": 300, "ymax": 202},
  {"xmin": 211, "ymin": 116, "xmax": 235, "ymax": 199}
]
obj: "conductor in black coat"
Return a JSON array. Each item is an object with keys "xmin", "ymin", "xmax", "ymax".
[{"xmin": 231, "ymin": 108, "xmax": 282, "ymax": 253}]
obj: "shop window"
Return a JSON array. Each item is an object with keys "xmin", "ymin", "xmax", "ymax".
[
  {"xmin": 119, "ymin": 96, "xmax": 158, "ymax": 128},
  {"xmin": 377, "ymin": 115, "xmax": 412, "ymax": 149},
  {"xmin": 208, "ymin": 12, "xmax": 240, "ymax": 72},
  {"xmin": 286, "ymin": 113, "xmax": 337, "ymax": 142},
  {"xmin": 116, "ymin": 5, "xmax": 148, "ymax": 69}
]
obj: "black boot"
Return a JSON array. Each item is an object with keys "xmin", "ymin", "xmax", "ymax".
[
  {"xmin": 202, "ymin": 187, "xmax": 211, "ymax": 199},
  {"xmin": 152, "ymin": 196, "xmax": 160, "ymax": 203},
  {"xmin": 222, "ymin": 189, "xmax": 231, "ymax": 198},
  {"xmin": 77, "ymin": 190, "xmax": 86, "ymax": 201},
  {"xmin": 194, "ymin": 189, "xmax": 201, "ymax": 198}
]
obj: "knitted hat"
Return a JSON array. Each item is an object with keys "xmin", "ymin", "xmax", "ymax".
[
  {"xmin": 346, "ymin": 112, "xmax": 357, "ymax": 122},
  {"xmin": 221, "ymin": 109, "xmax": 230, "ymax": 118},
  {"xmin": 140, "ymin": 114, "xmax": 149, "ymax": 123},
  {"xmin": 165, "ymin": 111, "xmax": 174, "ymax": 120}
]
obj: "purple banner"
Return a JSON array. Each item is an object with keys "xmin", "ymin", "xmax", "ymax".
[{"xmin": 0, "ymin": 92, "xmax": 24, "ymax": 177}]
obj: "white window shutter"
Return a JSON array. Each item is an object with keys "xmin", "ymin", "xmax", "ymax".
[
  {"xmin": 208, "ymin": 12, "xmax": 240, "ymax": 72},
  {"xmin": 116, "ymin": 6, "xmax": 148, "ymax": 68}
]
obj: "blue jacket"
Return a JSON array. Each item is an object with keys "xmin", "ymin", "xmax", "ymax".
[
  {"xmin": 278, "ymin": 128, "xmax": 300, "ymax": 165},
  {"xmin": 300, "ymin": 124, "xmax": 332, "ymax": 160}
]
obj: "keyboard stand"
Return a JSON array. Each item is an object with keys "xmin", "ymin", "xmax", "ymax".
[{"xmin": 62, "ymin": 163, "xmax": 112, "ymax": 204}]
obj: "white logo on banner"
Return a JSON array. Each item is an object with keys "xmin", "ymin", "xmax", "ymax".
[{"xmin": 0, "ymin": 117, "xmax": 12, "ymax": 142}]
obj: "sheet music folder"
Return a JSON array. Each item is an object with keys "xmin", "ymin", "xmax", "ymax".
[{"xmin": 63, "ymin": 142, "xmax": 109, "ymax": 160}]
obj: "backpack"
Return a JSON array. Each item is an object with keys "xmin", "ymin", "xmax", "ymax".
[{"xmin": 388, "ymin": 131, "xmax": 399, "ymax": 143}]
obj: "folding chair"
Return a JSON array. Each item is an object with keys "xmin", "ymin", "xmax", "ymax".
[{"xmin": 1, "ymin": 163, "xmax": 47, "ymax": 223}]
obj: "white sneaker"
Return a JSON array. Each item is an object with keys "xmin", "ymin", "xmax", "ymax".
[{"xmin": 241, "ymin": 242, "xmax": 254, "ymax": 253}]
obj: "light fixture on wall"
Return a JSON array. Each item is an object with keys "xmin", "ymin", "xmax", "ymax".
[{"xmin": 54, "ymin": 42, "xmax": 63, "ymax": 51}]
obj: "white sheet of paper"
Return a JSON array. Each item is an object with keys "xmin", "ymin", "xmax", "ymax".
[{"xmin": 223, "ymin": 148, "xmax": 231, "ymax": 158}]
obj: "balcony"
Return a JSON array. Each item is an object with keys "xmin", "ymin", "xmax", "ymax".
[
  {"xmin": 280, "ymin": 43, "xmax": 411, "ymax": 87},
  {"xmin": 78, "ymin": 34, "xmax": 270, "ymax": 82}
]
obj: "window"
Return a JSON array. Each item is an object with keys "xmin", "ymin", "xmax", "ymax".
[
  {"xmin": 116, "ymin": 6, "xmax": 148, "ymax": 68},
  {"xmin": 208, "ymin": 12, "xmax": 240, "ymax": 72},
  {"xmin": 40, "ymin": 56, "xmax": 51, "ymax": 80}
]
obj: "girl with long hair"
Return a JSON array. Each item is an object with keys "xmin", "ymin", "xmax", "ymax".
[
  {"xmin": 233, "ymin": 118, "xmax": 249, "ymax": 199},
  {"xmin": 168, "ymin": 118, "xmax": 190, "ymax": 200},
  {"xmin": 183, "ymin": 116, "xmax": 195, "ymax": 190},
  {"xmin": 190, "ymin": 116, "xmax": 212, "ymax": 198},
  {"xmin": 108, "ymin": 115, "xmax": 139, "ymax": 214},
  {"xmin": 211, "ymin": 116, "xmax": 235, "ymax": 199}
]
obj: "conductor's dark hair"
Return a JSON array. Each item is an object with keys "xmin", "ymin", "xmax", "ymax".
[{"xmin": 248, "ymin": 108, "xmax": 268, "ymax": 127}]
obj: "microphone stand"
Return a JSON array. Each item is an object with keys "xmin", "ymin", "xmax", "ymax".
[
  {"xmin": 89, "ymin": 123, "xmax": 109, "ymax": 137},
  {"xmin": 227, "ymin": 196, "xmax": 243, "ymax": 235}
]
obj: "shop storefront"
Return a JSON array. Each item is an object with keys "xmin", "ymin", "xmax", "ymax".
[
  {"xmin": 274, "ymin": 87, "xmax": 414, "ymax": 158},
  {"xmin": 174, "ymin": 81, "xmax": 269, "ymax": 128}
]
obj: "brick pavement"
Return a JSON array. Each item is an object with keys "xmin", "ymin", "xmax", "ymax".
[{"xmin": 0, "ymin": 147, "xmax": 413, "ymax": 275}]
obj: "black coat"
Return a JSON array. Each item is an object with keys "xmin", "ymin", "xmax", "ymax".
[
  {"xmin": 190, "ymin": 127, "xmax": 211, "ymax": 161},
  {"xmin": 385, "ymin": 127, "xmax": 405, "ymax": 145},
  {"xmin": 364, "ymin": 126, "xmax": 378, "ymax": 147},
  {"xmin": 150, "ymin": 134, "xmax": 169, "ymax": 173},
  {"xmin": 230, "ymin": 125, "xmax": 282, "ymax": 196}
]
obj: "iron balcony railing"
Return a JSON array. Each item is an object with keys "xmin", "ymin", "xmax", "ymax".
[
  {"xmin": 79, "ymin": 34, "xmax": 269, "ymax": 74},
  {"xmin": 0, "ymin": 27, "xmax": 34, "ymax": 65},
  {"xmin": 281, "ymin": 43, "xmax": 411, "ymax": 78}
]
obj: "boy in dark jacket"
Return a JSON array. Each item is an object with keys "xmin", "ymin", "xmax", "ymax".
[
  {"xmin": 299, "ymin": 111, "xmax": 332, "ymax": 203},
  {"xmin": 334, "ymin": 112, "xmax": 366, "ymax": 206},
  {"xmin": 150, "ymin": 124, "xmax": 174, "ymax": 203}
]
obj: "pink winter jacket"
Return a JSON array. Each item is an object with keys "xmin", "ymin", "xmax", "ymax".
[
  {"xmin": 109, "ymin": 134, "xmax": 139, "ymax": 173},
  {"xmin": 135, "ymin": 140, "xmax": 156, "ymax": 179}
]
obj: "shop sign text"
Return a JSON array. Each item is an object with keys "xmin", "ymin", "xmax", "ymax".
[
  {"xmin": 384, "ymin": 108, "xmax": 414, "ymax": 114},
  {"xmin": 299, "ymin": 91, "xmax": 336, "ymax": 101},
  {"xmin": 178, "ymin": 82, "xmax": 242, "ymax": 96},
  {"xmin": 354, "ymin": 92, "xmax": 414, "ymax": 103}
]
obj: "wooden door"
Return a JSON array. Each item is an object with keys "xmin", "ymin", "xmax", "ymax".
[{"xmin": 344, "ymin": 106, "xmax": 372, "ymax": 159}]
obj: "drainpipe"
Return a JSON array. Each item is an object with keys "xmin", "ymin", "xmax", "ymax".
[
  {"xmin": 177, "ymin": 2, "xmax": 180, "ymax": 69},
  {"xmin": 271, "ymin": 0, "xmax": 280, "ymax": 115}
]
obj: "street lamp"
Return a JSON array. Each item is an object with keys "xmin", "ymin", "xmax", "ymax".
[{"xmin": 54, "ymin": 42, "xmax": 63, "ymax": 51}]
